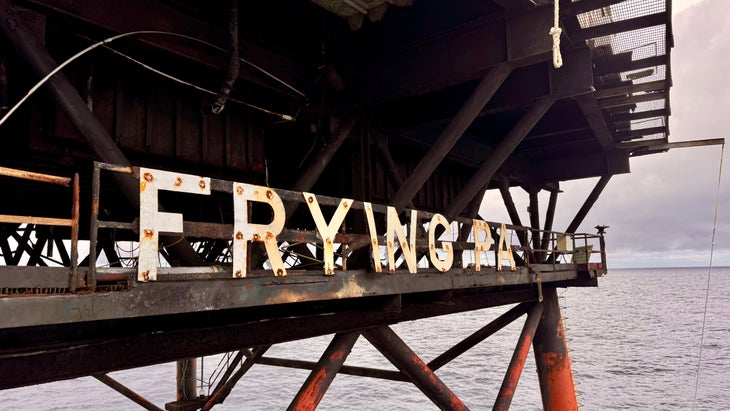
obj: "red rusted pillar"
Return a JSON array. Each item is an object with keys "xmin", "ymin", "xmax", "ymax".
[
  {"xmin": 533, "ymin": 287, "xmax": 578, "ymax": 411},
  {"xmin": 493, "ymin": 302, "xmax": 543, "ymax": 411},
  {"xmin": 288, "ymin": 332, "xmax": 360, "ymax": 411},
  {"xmin": 363, "ymin": 326, "xmax": 469, "ymax": 411}
]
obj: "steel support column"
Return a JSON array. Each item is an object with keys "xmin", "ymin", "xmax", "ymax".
[
  {"xmin": 363, "ymin": 326, "xmax": 469, "ymax": 411},
  {"xmin": 493, "ymin": 302, "xmax": 543, "ymax": 411},
  {"xmin": 287, "ymin": 332, "xmax": 360, "ymax": 411},
  {"xmin": 565, "ymin": 175, "xmax": 612, "ymax": 233},
  {"xmin": 446, "ymin": 97, "xmax": 554, "ymax": 219},
  {"xmin": 391, "ymin": 64, "xmax": 512, "ymax": 210},
  {"xmin": 176, "ymin": 358, "xmax": 197, "ymax": 402},
  {"xmin": 532, "ymin": 287, "xmax": 578, "ymax": 411}
]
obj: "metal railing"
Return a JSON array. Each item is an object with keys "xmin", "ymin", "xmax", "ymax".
[{"xmin": 0, "ymin": 166, "xmax": 80, "ymax": 291}]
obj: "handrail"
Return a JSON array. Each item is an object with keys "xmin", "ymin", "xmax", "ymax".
[{"xmin": 0, "ymin": 166, "xmax": 80, "ymax": 291}]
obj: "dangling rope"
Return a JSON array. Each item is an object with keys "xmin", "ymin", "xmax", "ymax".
[
  {"xmin": 550, "ymin": 0, "xmax": 563, "ymax": 69},
  {"xmin": 691, "ymin": 143, "xmax": 725, "ymax": 410}
]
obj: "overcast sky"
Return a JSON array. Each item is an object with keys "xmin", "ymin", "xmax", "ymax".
[{"xmin": 480, "ymin": 0, "xmax": 729, "ymax": 268}]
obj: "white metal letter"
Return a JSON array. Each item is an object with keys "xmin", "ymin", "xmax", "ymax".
[
  {"xmin": 386, "ymin": 207, "xmax": 418, "ymax": 273},
  {"xmin": 472, "ymin": 219, "xmax": 493, "ymax": 271},
  {"xmin": 363, "ymin": 202, "xmax": 382, "ymax": 273},
  {"xmin": 428, "ymin": 214, "xmax": 453, "ymax": 272},
  {"xmin": 138, "ymin": 168, "xmax": 210, "ymax": 281},
  {"xmin": 232, "ymin": 183, "xmax": 286, "ymax": 278},
  {"xmin": 496, "ymin": 223, "xmax": 517, "ymax": 271},
  {"xmin": 304, "ymin": 192, "xmax": 352, "ymax": 275}
]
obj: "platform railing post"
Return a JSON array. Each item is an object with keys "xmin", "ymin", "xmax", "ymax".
[
  {"xmin": 287, "ymin": 332, "xmax": 360, "ymax": 411},
  {"xmin": 363, "ymin": 326, "xmax": 470, "ymax": 411},
  {"xmin": 493, "ymin": 302, "xmax": 543, "ymax": 411},
  {"xmin": 533, "ymin": 287, "xmax": 578, "ymax": 411}
]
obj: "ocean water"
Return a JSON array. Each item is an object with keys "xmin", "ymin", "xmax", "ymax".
[{"xmin": 2, "ymin": 267, "xmax": 729, "ymax": 410}]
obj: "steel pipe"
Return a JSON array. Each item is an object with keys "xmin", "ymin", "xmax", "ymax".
[
  {"xmin": 533, "ymin": 287, "xmax": 579, "ymax": 411},
  {"xmin": 363, "ymin": 326, "xmax": 469, "ymax": 411},
  {"xmin": 493, "ymin": 302, "xmax": 543, "ymax": 411},
  {"xmin": 287, "ymin": 332, "xmax": 360, "ymax": 411}
]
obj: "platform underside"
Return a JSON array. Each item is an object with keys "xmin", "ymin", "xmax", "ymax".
[{"xmin": 0, "ymin": 264, "xmax": 598, "ymax": 389}]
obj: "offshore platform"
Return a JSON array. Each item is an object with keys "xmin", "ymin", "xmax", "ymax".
[{"xmin": 0, "ymin": 0, "xmax": 708, "ymax": 409}]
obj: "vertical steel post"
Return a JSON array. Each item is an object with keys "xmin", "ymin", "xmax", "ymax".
[
  {"xmin": 493, "ymin": 302, "xmax": 543, "ymax": 411},
  {"xmin": 287, "ymin": 332, "xmax": 360, "ymax": 411},
  {"xmin": 391, "ymin": 64, "xmax": 512, "ymax": 211},
  {"xmin": 540, "ymin": 188, "xmax": 559, "ymax": 256},
  {"xmin": 363, "ymin": 326, "xmax": 469, "ymax": 411},
  {"xmin": 69, "ymin": 173, "xmax": 80, "ymax": 291},
  {"xmin": 533, "ymin": 287, "xmax": 578, "ymax": 411},
  {"xmin": 528, "ymin": 186, "xmax": 541, "ymax": 261},
  {"xmin": 89, "ymin": 163, "xmax": 101, "ymax": 290},
  {"xmin": 176, "ymin": 358, "xmax": 197, "ymax": 402}
]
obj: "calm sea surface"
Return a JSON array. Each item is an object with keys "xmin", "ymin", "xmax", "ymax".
[{"xmin": 2, "ymin": 267, "xmax": 729, "ymax": 410}]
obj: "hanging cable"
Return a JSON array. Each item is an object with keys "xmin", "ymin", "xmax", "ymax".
[
  {"xmin": 205, "ymin": 0, "xmax": 239, "ymax": 115},
  {"xmin": 0, "ymin": 29, "xmax": 302, "ymax": 128},
  {"xmin": 692, "ymin": 143, "xmax": 725, "ymax": 411}
]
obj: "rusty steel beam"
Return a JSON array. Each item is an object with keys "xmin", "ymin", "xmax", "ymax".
[
  {"xmin": 533, "ymin": 287, "xmax": 578, "ymax": 411},
  {"xmin": 493, "ymin": 301, "xmax": 543, "ymax": 411},
  {"xmin": 427, "ymin": 302, "xmax": 531, "ymax": 371},
  {"xmin": 390, "ymin": 64, "xmax": 512, "ymax": 211},
  {"xmin": 287, "ymin": 332, "xmax": 360, "ymax": 411},
  {"xmin": 363, "ymin": 326, "xmax": 469, "ymax": 411},
  {"xmin": 446, "ymin": 97, "xmax": 554, "ymax": 219},
  {"xmin": 256, "ymin": 356, "xmax": 407, "ymax": 382},
  {"xmin": 565, "ymin": 175, "xmax": 612, "ymax": 234},
  {"xmin": 0, "ymin": 166, "xmax": 71, "ymax": 186},
  {"xmin": 94, "ymin": 374, "xmax": 164, "ymax": 411}
]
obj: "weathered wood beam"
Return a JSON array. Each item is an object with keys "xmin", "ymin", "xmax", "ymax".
[{"xmin": 573, "ymin": 12, "xmax": 667, "ymax": 41}]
